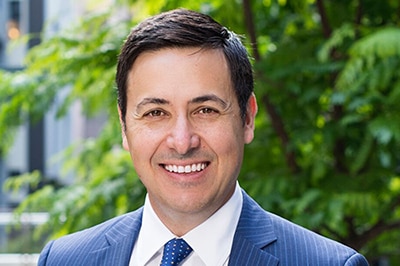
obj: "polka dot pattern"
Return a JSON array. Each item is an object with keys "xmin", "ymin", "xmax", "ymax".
[{"xmin": 160, "ymin": 238, "xmax": 193, "ymax": 265}]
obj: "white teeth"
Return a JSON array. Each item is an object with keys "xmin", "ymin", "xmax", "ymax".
[
  {"xmin": 165, "ymin": 163, "xmax": 207, "ymax": 173},
  {"xmin": 185, "ymin": 165, "xmax": 191, "ymax": 173},
  {"xmin": 178, "ymin": 166, "xmax": 185, "ymax": 173}
]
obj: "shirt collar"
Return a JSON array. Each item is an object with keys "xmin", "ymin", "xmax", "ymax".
[
  {"xmin": 184, "ymin": 183, "xmax": 243, "ymax": 265},
  {"xmin": 133, "ymin": 195, "xmax": 175, "ymax": 264},
  {"xmin": 135, "ymin": 182, "xmax": 243, "ymax": 266}
]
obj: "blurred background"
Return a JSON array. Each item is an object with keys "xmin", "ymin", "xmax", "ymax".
[{"xmin": 0, "ymin": 0, "xmax": 399, "ymax": 265}]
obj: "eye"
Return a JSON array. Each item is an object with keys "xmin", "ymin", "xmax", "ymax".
[
  {"xmin": 144, "ymin": 109, "xmax": 167, "ymax": 117},
  {"xmin": 197, "ymin": 107, "xmax": 219, "ymax": 115}
]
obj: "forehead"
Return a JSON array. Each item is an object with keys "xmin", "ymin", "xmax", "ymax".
[{"xmin": 126, "ymin": 47, "xmax": 234, "ymax": 102}]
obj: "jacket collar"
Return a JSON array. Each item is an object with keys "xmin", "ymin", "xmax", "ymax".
[
  {"xmin": 85, "ymin": 190, "xmax": 279, "ymax": 265},
  {"xmin": 229, "ymin": 191, "xmax": 279, "ymax": 266}
]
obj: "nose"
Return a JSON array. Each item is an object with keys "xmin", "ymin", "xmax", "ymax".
[{"xmin": 166, "ymin": 115, "xmax": 200, "ymax": 155}]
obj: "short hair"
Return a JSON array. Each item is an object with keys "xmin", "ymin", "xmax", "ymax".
[{"xmin": 116, "ymin": 9, "xmax": 253, "ymax": 126}]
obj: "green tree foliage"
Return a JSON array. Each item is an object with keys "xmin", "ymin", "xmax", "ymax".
[{"xmin": 1, "ymin": 0, "xmax": 400, "ymax": 263}]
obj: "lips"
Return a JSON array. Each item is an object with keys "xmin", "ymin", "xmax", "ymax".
[{"xmin": 163, "ymin": 163, "xmax": 208, "ymax": 173}]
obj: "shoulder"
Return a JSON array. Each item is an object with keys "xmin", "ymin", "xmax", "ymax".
[
  {"xmin": 266, "ymin": 211, "xmax": 368, "ymax": 265},
  {"xmin": 237, "ymin": 191, "xmax": 369, "ymax": 265},
  {"xmin": 38, "ymin": 208, "xmax": 143, "ymax": 266},
  {"xmin": 48, "ymin": 208, "xmax": 142, "ymax": 250}
]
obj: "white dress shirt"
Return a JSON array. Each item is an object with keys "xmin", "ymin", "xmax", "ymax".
[{"xmin": 129, "ymin": 182, "xmax": 243, "ymax": 266}]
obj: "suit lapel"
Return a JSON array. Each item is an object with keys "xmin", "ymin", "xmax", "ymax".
[
  {"xmin": 229, "ymin": 191, "xmax": 279, "ymax": 266},
  {"xmin": 89, "ymin": 208, "xmax": 143, "ymax": 266},
  {"xmin": 83, "ymin": 191, "xmax": 278, "ymax": 265}
]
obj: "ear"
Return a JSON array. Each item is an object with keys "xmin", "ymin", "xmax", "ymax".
[
  {"xmin": 244, "ymin": 93, "xmax": 258, "ymax": 144},
  {"xmin": 118, "ymin": 106, "xmax": 129, "ymax": 151}
]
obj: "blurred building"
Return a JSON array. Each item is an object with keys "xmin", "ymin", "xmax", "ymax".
[{"xmin": 0, "ymin": 0, "xmax": 108, "ymax": 261}]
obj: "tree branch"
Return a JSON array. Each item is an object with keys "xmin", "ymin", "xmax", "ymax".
[
  {"xmin": 242, "ymin": 0, "xmax": 260, "ymax": 61},
  {"xmin": 332, "ymin": 104, "xmax": 347, "ymax": 173},
  {"xmin": 316, "ymin": 0, "xmax": 332, "ymax": 38},
  {"xmin": 354, "ymin": 0, "xmax": 363, "ymax": 46},
  {"xmin": 343, "ymin": 196, "xmax": 400, "ymax": 250},
  {"xmin": 316, "ymin": 0, "xmax": 350, "ymax": 173},
  {"xmin": 347, "ymin": 220, "xmax": 400, "ymax": 251},
  {"xmin": 355, "ymin": 0, "xmax": 363, "ymax": 26},
  {"xmin": 262, "ymin": 95, "xmax": 299, "ymax": 173},
  {"xmin": 242, "ymin": 0, "xmax": 299, "ymax": 173}
]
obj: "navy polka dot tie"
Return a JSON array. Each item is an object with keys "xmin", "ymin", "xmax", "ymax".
[{"xmin": 160, "ymin": 238, "xmax": 193, "ymax": 265}]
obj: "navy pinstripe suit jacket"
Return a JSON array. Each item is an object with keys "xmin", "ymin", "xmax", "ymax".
[{"xmin": 38, "ymin": 191, "xmax": 369, "ymax": 265}]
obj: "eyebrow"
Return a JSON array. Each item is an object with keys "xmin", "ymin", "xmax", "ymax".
[
  {"xmin": 190, "ymin": 94, "xmax": 228, "ymax": 109},
  {"xmin": 135, "ymin": 94, "xmax": 228, "ymax": 111},
  {"xmin": 136, "ymin": 97, "xmax": 170, "ymax": 112}
]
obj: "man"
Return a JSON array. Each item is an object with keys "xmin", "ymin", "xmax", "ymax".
[{"xmin": 38, "ymin": 9, "xmax": 369, "ymax": 266}]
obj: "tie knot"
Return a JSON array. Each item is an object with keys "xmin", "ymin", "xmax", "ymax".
[{"xmin": 161, "ymin": 238, "xmax": 193, "ymax": 265}]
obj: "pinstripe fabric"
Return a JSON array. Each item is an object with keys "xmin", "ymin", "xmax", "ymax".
[
  {"xmin": 38, "ymin": 208, "xmax": 143, "ymax": 266},
  {"xmin": 38, "ymin": 191, "xmax": 369, "ymax": 266},
  {"xmin": 228, "ymin": 192, "xmax": 369, "ymax": 266}
]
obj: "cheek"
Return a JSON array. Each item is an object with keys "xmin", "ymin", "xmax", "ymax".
[
  {"xmin": 125, "ymin": 127, "xmax": 160, "ymax": 160},
  {"xmin": 203, "ymin": 123, "xmax": 244, "ymax": 155}
]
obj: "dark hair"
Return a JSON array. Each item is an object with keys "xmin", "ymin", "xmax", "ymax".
[{"xmin": 116, "ymin": 9, "xmax": 253, "ymax": 126}]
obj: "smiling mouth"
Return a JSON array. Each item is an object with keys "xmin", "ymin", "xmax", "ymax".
[{"xmin": 163, "ymin": 163, "xmax": 209, "ymax": 173}]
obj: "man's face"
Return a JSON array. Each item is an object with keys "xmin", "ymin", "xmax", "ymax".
[{"xmin": 121, "ymin": 47, "xmax": 257, "ymax": 224}]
